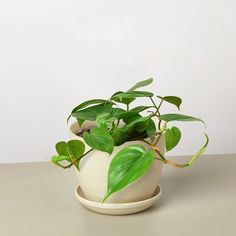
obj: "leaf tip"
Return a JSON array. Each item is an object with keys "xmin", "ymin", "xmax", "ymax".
[{"xmin": 102, "ymin": 193, "xmax": 109, "ymax": 203}]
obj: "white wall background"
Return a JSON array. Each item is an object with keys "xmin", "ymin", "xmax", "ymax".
[{"xmin": 0, "ymin": 0, "xmax": 235, "ymax": 163}]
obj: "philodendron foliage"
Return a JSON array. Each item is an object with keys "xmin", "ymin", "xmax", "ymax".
[{"xmin": 51, "ymin": 78, "xmax": 209, "ymax": 202}]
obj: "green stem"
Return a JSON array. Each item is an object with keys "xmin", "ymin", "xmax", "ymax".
[
  {"xmin": 63, "ymin": 149, "xmax": 93, "ymax": 169},
  {"xmin": 150, "ymin": 97, "xmax": 160, "ymax": 116}
]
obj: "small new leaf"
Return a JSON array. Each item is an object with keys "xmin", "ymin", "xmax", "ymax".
[
  {"xmin": 158, "ymin": 96, "xmax": 182, "ymax": 110},
  {"xmin": 165, "ymin": 126, "xmax": 181, "ymax": 151},
  {"xmin": 128, "ymin": 78, "xmax": 153, "ymax": 91}
]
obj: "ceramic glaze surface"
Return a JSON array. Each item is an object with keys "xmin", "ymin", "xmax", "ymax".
[{"xmin": 69, "ymin": 122, "xmax": 165, "ymax": 204}]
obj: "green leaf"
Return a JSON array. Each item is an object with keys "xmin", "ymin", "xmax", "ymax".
[
  {"xmin": 56, "ymin": 142, "xmax": 71, "ymax": 157},
  {"xmin": 83, "ymin": 127, "xmax": 114, "ymax": 154},
  {"xmin": 67, "ymin": 140, "xmax": 85, "ymax": 159},
  {"xmin": 122, "ymin": 113, "xmax": 141, "ymax": 124},
  {"xmin": 67, "ymin": 99, "xmax": 108, "ymax": 122},
  {"xmin": 158, "ymin": 96, "xmax": 182, "ymax": 110},
  {"xmin": 145, "ymin": 119, "xmax": 156, "ymax": 141},
  {"xmin": 128, "ymin": 78, "xmax": 153, "ymax": 91},
  {"xmin": 117, "ymin": 106, "xmax": 151, "ymax": 121},
  {"xmin": 129, "ymin": 106, "xmax": 152, "ymax": 113},
  {"xmin": 111, "ymin": 108, "xmax": 126, "ymax": 117},
  {"xmin": 71, "ymin": 99, "xmax": 108, "ymax": 113},
  {"xmin": 103, "ymin": 145, "xmax": 154, "ymax": 202},
  {"xmin": 187, "ymin": 133, "xmax": 209, "ymax": 166},
  {"xmin": 165, "ymin": 126, "xmax": 181, "ymax": 151},
  {"xmin": 72, "ymin": 102, "xmax": 113, "ymax": 121},
  {"xmin": 76, "ymin": 118, "xmax": 84, "ymax": 127},
  {"xmin": 124, "ymin": 115, "xmax": 151, "ymax": 130},
  {"xmin": 54, "ymin": 140, "xmax": 85, "ymax": 170},
  {"xmin": 96, "ymin": 113, "xmax": 115, "ymax": 129},
  {"xmin": 51, "ymin": 155, "xmax": 71, "ymax": 168},
  {"xmin": 112, "ymin": 91, "xmax": 154, "ymax": 99},
  {"xmin": 160, "ymin": 113, "xmax": 205, "ymax": 125},
  {"xmin": 111, "ymin": 91, "xmax": 135, "ymax": 105},
  {"xmin": 110, "ymin": 125, "xmax": 132, "ymax": 146}
]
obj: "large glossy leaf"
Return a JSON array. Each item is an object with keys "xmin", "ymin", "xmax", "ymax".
[
  {"xmin": 83, "ymin": 127, "xmax": 114, "ymax": 154},
  {"xmin": 103, "ymin": 145, "xmax": 154, "ymax": 202},
  {"xmin": 71, "ymin": 99, "xmax": 108, "ymax": 113},
  {"xmin": 128, "ymin": 78, "xmax": 153, "ymax": 91},
  {"xmin": 165, "ymin": 126, "xmax": 181, "ymax": 151},
  {"xmin": 157, "ymin": 96, "xmax": 182, "ymax": 110},
  {"xmin": 160, "ymin": 113, "xmax": 205, "ymax": 125},
  {"xmin": 112, "ymin": 91, "xmax": 153, "ymax": 99},
  {"xmin": 72, "ymin": 102, "xmax": 113, "ymax": 121},
  {"xmin": 67, "ymin": 99, "xmax": 108, "ymax": 122}
]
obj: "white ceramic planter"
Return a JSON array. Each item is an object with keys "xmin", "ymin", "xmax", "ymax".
[{"xmin": 69, "ymin": 122, "xmax": 165, "ymax": 204}]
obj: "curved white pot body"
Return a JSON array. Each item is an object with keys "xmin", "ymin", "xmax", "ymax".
[{"xmin": 69, "ymin": 122, "xmax": 165, "ymax": 204}]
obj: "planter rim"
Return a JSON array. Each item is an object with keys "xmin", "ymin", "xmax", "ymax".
[{"xmin": 69, "ymin": 121, "xmax": 162, "ymax": 144}]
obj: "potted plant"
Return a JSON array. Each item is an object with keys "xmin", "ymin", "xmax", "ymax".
[{"xmin": 50, "ymin": 78, "xmax": 209, "ymax": 214}]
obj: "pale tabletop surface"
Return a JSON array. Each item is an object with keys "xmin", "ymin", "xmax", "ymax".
[{"xmin": 0, "ymin": 154, "xmax": 235, "ymax": 236}]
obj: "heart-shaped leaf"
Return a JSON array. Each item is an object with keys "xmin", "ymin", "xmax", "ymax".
[
  {"xmin": 128, "ymin": 78, "xmax": 153, "ymax": 91},
  {"xmin": 53, "ymin": 140, "xmax": 85, "ymax": 170},
  {"xmin": 72, "ymin": 102, "xmax": 113, "ymax": 121},
  {"xmin": 67, "ymin": 99, "xmax": 108, "ymax": 122},
  {"xmin": 56, "ymin": 141, "xmax": 71, "ymax": 157},
  {"xmin": 160, "ymin": 113, "xmax": 205, "ymax": 125},
  {"xmin": 103, "ymin": 145, "xmax": 154, "ymax": 202},
  {"xmin": 67, "ymin": 140, "xmax": 85, "ymax": 159},
  {"xmin": 158, "ymin": 96, "xmax": 182, "ymax": 110},
  {"xmin": 165, "ymin": 126, "xmax": 181, "ymax": 151},
  {"xmin": 83, "ymin": 127, "xmax": 114, "ymax": 154}
]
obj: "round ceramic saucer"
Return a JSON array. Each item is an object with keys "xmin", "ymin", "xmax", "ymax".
[{"xmin": 74, "ymin": 185, "xmax": 162, "ymax": 215}]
